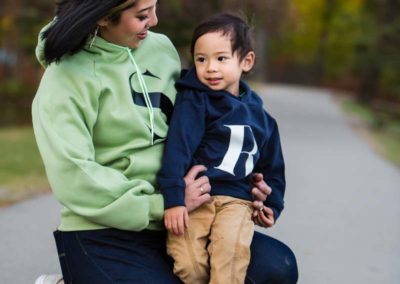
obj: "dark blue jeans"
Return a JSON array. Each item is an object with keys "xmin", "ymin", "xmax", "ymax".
[{"xmin": 54, "ymin": 229, "xmax": 298, "ymax": 284}]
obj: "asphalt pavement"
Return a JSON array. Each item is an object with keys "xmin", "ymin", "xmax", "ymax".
[
  {"xmin": 259, "ymin": 85, "xmax": 400, "ymax": 284},
  {"xmin": 1, "ymin": 84, "xmax": 399, "ymax": 283}
]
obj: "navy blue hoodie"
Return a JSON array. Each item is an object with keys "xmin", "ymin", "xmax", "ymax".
[{"xmin": 158, "ymin": 67, "xmax": 285, "ymax": 220}]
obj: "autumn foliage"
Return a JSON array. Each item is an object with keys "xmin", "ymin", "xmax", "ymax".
[{"xmin": 0, "ymin": 0, "xmax": 398, "ymax": 125}]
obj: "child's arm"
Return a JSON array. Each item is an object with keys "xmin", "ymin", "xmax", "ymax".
[
  {"xmin": 164, "ymin": 206, "xmax": 189, "ymax": 235},
  {"xmin": 254, "ymin": 117, "xmax": 286, "ymax": 222},
  {"xmin": 158, "ymin": 89, "xmax": 207, "ymax": 209}
]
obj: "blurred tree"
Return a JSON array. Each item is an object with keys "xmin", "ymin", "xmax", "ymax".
[
  {"xmin": 156, "ymin": 0, "xmax": 290, "ymax": 80},
  {"xmin": 269, "ymin": 0, "xmax": 365, "ymax": 85},
  {"xmin": 0, "ymin": 0, "xmax": 53, "ymax": 125},
  {"xmin": 269, "ymin": 0, "xmax": 399, "ymax": 104},
  {"xmin": 355, "ymin": 0, "xmax": 400, "ymax": 104},
  {"xmin": 314, "ymin": 0, "xmax": 338, "ymax": 83},
  {"xmin": 1, "ymin": 0, "xmax": 399, "ymax": 126}
]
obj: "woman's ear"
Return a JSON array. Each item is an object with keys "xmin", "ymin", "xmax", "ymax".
[
  {"xmin": 241, "ymin": 51, "xmax": 256, "ymax": 73},
  {"xmin": 97, "ymin": 17, "xmax": 109, "ymax": 28}
]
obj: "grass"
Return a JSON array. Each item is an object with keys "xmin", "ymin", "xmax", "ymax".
[
  {"xmin": 0, "ymin": 126, "xmax": 50, "ymax": 207},
  {"xmin": 340, "ymin": 97, "xmax": 400, "ymax": 167}
]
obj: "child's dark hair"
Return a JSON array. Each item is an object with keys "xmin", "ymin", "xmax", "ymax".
[
  {"xmin": 190, "ymin": 13, "xmax": 255, "ymax": 61},
  {"xmin": 42, "ymin": 0, "xmax": 136, "ymax": 64}
]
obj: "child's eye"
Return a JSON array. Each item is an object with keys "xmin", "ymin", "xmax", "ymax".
[
  {"xmin": 196, "ymin": 57, "xmax": 205, "ymax": 63},
  {"xmin": 218, "ymin": 56, "xmax": 227, "ymax": 61}
]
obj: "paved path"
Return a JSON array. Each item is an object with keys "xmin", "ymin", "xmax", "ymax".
[
  {"xmin": 1, "ymin": 85, "xmax": 399, "ymax": 283},
  {"xmin": 0, "ymin": 193, "xmax": 61, "ymax": 283},
  {"xmin": 258, "ymin": 85, "xmax": 400, "ymax": 284}
]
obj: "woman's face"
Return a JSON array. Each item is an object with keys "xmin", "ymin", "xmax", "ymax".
[{"xmin": 98, "ymin": 0, "xmax": 158, "ymax": 48}]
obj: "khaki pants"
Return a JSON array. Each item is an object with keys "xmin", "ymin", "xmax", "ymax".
[{"xmin": 167, "ymin": 195, "xmax": 254, "ymax": 284}]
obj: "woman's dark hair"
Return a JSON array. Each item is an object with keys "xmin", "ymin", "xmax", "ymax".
[
  {"xmin": 190, "ymin": 13, "xmax": 255, "ymax": 61},
  {"xmin": 43, "ymin": 0, "xmax": 136, "ymax": 64}
]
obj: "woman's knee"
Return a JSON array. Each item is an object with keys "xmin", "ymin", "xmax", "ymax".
[
  {"xmin": 247, "ymin": 231, "xmax": 298, "ymax": 284},
  {"xmin": 268, "ymin": 246, "xmax": 298, "ymax": 284}
]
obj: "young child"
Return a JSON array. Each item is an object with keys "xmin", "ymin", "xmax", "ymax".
[{"xmin": 158, "ymin": 13, "xmax": 286, "ymax": 284}]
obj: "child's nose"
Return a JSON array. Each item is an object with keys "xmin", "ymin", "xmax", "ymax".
[{"xmin": 206, "ymin": 61, "xmax": 217, "ymax": 72}]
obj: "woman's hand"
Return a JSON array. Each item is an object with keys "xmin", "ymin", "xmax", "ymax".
[
  {"xmin": 250, "ymin": 173, "xmax": 274, "ymax": 228},
  {"xmin": 184, "ymin": 165, "xmax": 211, "ymax": 212},
  {"xmin": 253, "ymin": 206, "xmax": 275, "ymax": 228},
  {"xmin": 251, "ymin": 173, "xmax": 272, "ymax": 203},
  {"xmin": 164, "ymin": 206, "xmax": 189, "ymax": 236}
]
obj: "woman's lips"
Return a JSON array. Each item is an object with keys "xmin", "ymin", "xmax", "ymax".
[{"xmin": 137, "ymin": 31, "xmax": 148, "ymax": 40}]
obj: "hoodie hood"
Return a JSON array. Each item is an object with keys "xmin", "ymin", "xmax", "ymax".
[
  {"xmin": 36, "ymin": 23, "xmax": 157, "ymax": 144},
  {"xmin": 90, "ymin": 36, "xmax": 156, "ymax": 144},
  {"xmin": 175, "ymin": 66, "xmax": 260, "ymax": 105},
  {"xmin": 35, "ymin": 19, "xmax": 139, "ymax": 67}
]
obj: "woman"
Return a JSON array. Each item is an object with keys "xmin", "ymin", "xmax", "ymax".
[{"xmin": 32, "ymin": 0, "xmax": 298, "ymax": 283}]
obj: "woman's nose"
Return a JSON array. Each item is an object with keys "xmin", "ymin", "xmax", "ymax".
[{"xmin": 148, "ymin": 9, "xmax": 158, "ymax": 28}]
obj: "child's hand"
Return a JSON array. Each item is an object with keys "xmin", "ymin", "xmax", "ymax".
[{"xmin": 164, "ymin": 206, "xmax": 189, "ymax": 236}]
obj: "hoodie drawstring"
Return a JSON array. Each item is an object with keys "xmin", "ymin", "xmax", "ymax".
[{"xmin": 126, "ymin": 48, "xmax": 155, "ymax": 145}]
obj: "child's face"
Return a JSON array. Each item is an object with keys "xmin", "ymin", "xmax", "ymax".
[{"xmin": 193, "ymin": 31, "xmax": 254, "ymax": 96}]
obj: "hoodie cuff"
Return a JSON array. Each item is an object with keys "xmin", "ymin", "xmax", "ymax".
[
  {"xmin": 149, "ymin": 194, "xmax": 164, "ymax": 221},
  {"xmin": 162, "ymin": 186, "xmax": 186, "ymax": 209},
  {"xmin": 265, "ymin": 202, "xmax": 283, "ymax": 222},
  {"xmin": 271, "ymin": 207, "xmax": 281, "ymax": 222}
]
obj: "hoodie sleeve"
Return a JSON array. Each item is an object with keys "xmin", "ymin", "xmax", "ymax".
[
  {"xmin": 32, "ymin": 64, "xmax": 163, "ymax": 231},
  {"xmin": 255, "ymin": 116, "xmax": 286, "ymax": 221},
  {"xmin": 158, "ymin": 90, "xmax": 206, "ymax": 209}
]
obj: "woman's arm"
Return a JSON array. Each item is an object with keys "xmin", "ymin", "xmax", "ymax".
[{"xmin": 32, "ymin": 66, "xmax": 165, "ymax": 231}]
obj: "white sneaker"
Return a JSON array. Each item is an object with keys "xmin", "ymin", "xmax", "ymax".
[{"xmin": 35, "ymin": 274, "xmax": 63, "ymax": 284}]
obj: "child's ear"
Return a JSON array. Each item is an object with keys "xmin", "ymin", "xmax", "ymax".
[{"xmin": 241, "ymin": 51, "xmax": 255, "ymax": 73}]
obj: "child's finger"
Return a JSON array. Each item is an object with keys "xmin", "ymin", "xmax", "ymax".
[
  {"xmin": 170, "ymin": 218, "xmax": 177, "ymax": 235},
  {"xmin": 177, "ymin": 214, "xmax": 184, "ymax": 235},
  {"xmin": 164, "ymin": 215, "xmax": 170, "ymax": 229},
  {"xmin": 184, "ymin": 210, "xmax": 189, "ymax": 228},
  {"xmin": 166, "ymin": 219, "xmax": 174, "ymax": 233}
]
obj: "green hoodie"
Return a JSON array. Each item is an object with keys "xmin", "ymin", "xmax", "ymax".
[{"xmin": 32, "ymin": 29, "xmax": 181, "ymax": 231}]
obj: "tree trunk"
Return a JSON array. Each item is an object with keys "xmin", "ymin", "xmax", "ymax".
[
  {"xmin": 253, "ymin": 28, "xmax": 268, "ymax": 81},
  {"xmin": 359, "ymin": 61, "xmax": 380, "ymax": 103},
  {"xmin": 357, "ymin": 0, "xmax": 399, "ymax": 103},
  {"xmin": 314, "ymin": 0, "xmax": 337, "ymax": 84}
]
